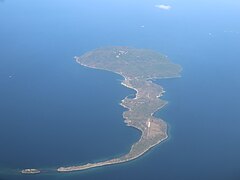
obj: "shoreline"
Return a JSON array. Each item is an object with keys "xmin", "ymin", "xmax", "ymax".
[
  {"xmin": 19, "ymin": 58, "xmax": 169, "ymax": 174},
  {"xmin": 56, "ymin": 58, "xmax": 169, "ymax": 172},
  {"xmin": 19, "ymin": 47, "xmax": 182, "ymax": 175}
]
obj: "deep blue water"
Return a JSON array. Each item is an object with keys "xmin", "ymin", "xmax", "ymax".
[{"xmin": 0, "ymin": 0, "xmax": 240, "ymax": 179}]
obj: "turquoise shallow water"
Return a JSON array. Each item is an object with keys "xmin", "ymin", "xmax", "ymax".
[{"xmin": 1, "ymin": 0, "xmax": 240, "ymax": 179}]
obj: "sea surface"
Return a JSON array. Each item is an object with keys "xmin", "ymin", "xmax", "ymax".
[{"xmin": 0, "ymin": 0, "xmax": 240, "ymax": 179}]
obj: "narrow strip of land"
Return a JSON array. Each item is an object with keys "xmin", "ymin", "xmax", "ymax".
[
  {"xmin": 57, "ymin": 47, "xmax": 182, "ymax": 172},
  {"xmin": 58, "ymin": 76, "xmax": 168, "ymax": 172}
]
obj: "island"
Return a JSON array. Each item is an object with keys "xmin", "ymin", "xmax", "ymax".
[
  {"xmin": 57, "ymin": 46, "xmax": 182, "ymax": 172},
  {"xmin": 21, "ymin": 169, "xmax": 40, "ymax": 174}
]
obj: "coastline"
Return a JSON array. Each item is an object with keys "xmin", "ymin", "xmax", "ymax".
[
  {"xmin": 56, "ymin": 57, "xmax": 170, "ymax": 173},
  {"xmin": 19, "ymin": 47, "xmax": 182, "ymax": 175}
]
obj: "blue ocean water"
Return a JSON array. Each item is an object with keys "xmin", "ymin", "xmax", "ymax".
[{"xmin": 0, "ymin": 0, "xmax": 240, "ymax": 179}]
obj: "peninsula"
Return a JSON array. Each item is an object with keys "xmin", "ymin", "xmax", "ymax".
[{"xmin": 57, "ymin": 47, "xmax": 182, "ymax": 172}]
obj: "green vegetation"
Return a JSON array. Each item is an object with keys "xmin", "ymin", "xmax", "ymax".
[{"xmin": 78, "ymin": 46, "xmax": 181, "ymax": 79}]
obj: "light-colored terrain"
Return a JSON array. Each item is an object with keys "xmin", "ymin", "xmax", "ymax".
[{"xmin": 21, "ymin": 169, "xmax": 40, "ymax": 174}]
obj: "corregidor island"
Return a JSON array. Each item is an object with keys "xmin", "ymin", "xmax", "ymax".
[{"xmin": 22, "ymin": 46, "xmax": 182, "ymax": 174}]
